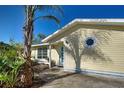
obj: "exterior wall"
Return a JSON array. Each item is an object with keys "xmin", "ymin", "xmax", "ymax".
[
  {"xmin": 31, "ymin": 46, "xmax": 60, "ymax": 65},
  {"xmin": 48, "ymin": 48, "xmax": 60, "ymax": 65},
  {"xmin": 31, "ymin": 25, "xmax": 124, "ymax": 74},
  {"xmin": 31, "ymin": 48, "xmax": 37, "ymax": 59},
  {"xmin": 63, "ymin": 27, "xmax": 124, "ymax": 74},
  {"xmin": 31, "ymin": 47, "xmax": 48, "ymax": 63}
]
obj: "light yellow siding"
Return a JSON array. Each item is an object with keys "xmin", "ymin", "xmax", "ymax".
[
  {"xmin": 31, "ymin": 49, "xmax": 37, "ymax": 59},
  {"xmin": 32, "ymin": 25, "xmax": 124, "ymax": 74},
  {"xmin": 64, "ymin": 27, "xmax": 124, "ymax": 73},
  {"xmin": 50, "ymin": 48, "xmax": 60, "ymax": 65}
]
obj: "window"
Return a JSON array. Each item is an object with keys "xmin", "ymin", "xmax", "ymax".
[
  {"xmin": 84, "ymin": 37, "xmax": 96, "ymax": 48},
  {"xmin": 37, "ymin": 48, "xmax": 47, "ymax": 59},
  {"xmin": 86, "ymin": 38, "xmax": 94, "ymax": 46}
]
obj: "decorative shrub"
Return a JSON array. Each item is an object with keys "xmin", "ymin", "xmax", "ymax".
[{"xmin": 0, "ymin": 42, "xmax": 24, "ymax": 87}]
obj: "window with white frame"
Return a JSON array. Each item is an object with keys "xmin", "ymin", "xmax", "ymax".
[
  {"xmin": 84, "ymin": 37, "xmax": 97, "ymax": 48},
  {"xmin": 37, "ymin": 47, "xmax": 47, "ymax": 59}
]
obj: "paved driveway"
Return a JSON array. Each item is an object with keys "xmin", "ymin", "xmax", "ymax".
[{"xmin": 32, "ymin": 65, "xmax": 124, "ymax": 88}]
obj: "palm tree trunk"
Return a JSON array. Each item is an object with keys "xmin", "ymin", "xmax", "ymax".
[{"xmin": 21, "ymin": 6, "xmax": 34, "ymax": 87}]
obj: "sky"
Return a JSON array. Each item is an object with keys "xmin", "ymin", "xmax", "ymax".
[{"xmin": 0, "ymin": 5, "xmax": 124, "ymax": 43}]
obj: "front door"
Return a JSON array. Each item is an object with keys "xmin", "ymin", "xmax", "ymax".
[{"xmin": 59, "ymin": 46, "xmax": 64, "ymax": 66}]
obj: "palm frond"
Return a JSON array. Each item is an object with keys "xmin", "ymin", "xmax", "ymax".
[
  {"xmin": 42, "ymin": 15, "xmax": 60, "ymax": 24},
  {"xmin": 35, "ymin": 5, "xmax": 45, "ymax": 11},
  {"xmin": 33, "ymin": 15, "xmax": 60, "ymax": 24},
  {"xmin": 47, "ymin": 5, "xmax": 64, "ymax": 16},
  {"xmin": 35, "ymin": 5, "xmax": 64, "ymax": 17}
]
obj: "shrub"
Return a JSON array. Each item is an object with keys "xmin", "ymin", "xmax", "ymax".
[
  {"xmin": 0, "ymin": 42, "xmax": 24, "ymax": 87},
  {"xmin": 0, "ymin": 59, "xmax": 23, "ymax": 87}
]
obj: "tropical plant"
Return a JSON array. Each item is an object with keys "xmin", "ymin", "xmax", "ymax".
[
  {"xmin": 22, "ymin": 5, "xmax": 63, "ymax": 87},
  {"xmin": 0, "ymin": 41, "xmax": 24, "ymax": 87},
  {"xmin": 32, "ymin": 33, "xmax": 46, "ymax": 44},
  {"xmin": 0, "ymin": 59, "xmax": 24, "ymax": 87}
]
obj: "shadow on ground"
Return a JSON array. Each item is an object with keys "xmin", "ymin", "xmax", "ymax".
[
  {"xmin": 32, "ymin": 65, "xmax": 75, "ymax": 88},
  {"xmin": 32, "ymin": 64, "xmax": 124, "ymax": 88}
]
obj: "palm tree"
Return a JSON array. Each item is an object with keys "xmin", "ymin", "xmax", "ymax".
[
  {"xmin": 22, "ymin": 5, "xmax": 63, "ymax": 87},
  {"xmin": 32, "ymin": 33, "xmax": 46, "ymax": 44}
]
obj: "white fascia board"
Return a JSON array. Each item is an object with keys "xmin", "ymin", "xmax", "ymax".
[
  {"xmin": 42, "ymin": 19, "xmax": 78, "ymax": 43},
  {"xmin": 42, "ymin": 18, "xmax": 124, "ymax": 43},
  {"xmin": 31, "ymin": 43, "xmax": 49, "ymax": 47}
]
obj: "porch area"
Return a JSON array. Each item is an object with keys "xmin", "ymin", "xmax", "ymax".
[{"xmin": 31, "ymin": 41, "xmax": 64, "ymax": 68}]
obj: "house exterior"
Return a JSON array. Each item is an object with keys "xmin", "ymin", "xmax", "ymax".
[{"xmin": 31, "ymin": 19, "xmax": 124, "ymax": 77}]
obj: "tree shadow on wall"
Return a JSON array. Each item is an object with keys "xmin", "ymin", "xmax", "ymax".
[{"xmin": 64, "ymin": 30, "xmax": 112, "ymax": 72}]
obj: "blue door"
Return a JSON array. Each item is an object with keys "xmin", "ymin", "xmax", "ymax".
[{"xmin": 59, "ymin": 46, "xmax": 64, "ymax": 66}]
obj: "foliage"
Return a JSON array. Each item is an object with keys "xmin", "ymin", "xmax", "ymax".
[
  {"xmin": 0, "ymin": 59, "xmax": 23, "ymax": 87},
  {"xmin": 32, "ymin": 33, "xmax": 46, "ymax": 44},
  {"xmin": 0, "ymin": 41, "xmax": 24, "ymax": 87}
]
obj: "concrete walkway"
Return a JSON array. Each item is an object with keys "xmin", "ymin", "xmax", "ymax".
[{"xmin": 32, "ymin": 65, "xmax": 124, "ymax": 88}]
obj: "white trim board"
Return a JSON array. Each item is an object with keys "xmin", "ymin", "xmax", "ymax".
[
  {"xmin": 42, "ymin": 18, "xmax": 124, "ymax": 43},
  {"xmin": 64, "ymin": 68, "xmax": 124, "ymax": 79}
]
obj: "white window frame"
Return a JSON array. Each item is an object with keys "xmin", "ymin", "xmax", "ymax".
[{"xmin": 37, "ymin": 47, "xmax": 47, "ymax": 59}]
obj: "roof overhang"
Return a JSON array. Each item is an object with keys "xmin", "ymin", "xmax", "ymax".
[
  {"xmin": 42, "ymin": 19, "xmax": 124, "ymax": 43},
  {"xmin": 31, "ymin": 40, "xmax": 63, "ymax": 48},
  {"xmin": 31, "ymin": 43, "xmax": 49, "ymax": 48}
]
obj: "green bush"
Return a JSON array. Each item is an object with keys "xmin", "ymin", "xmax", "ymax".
[
  {"xmin": 0, "ymin": 43, "xmax": 24, "ymax": 87},
  {"xmin": 0, "ymin": 60, "xmax": 23, "ymax": 87}
]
